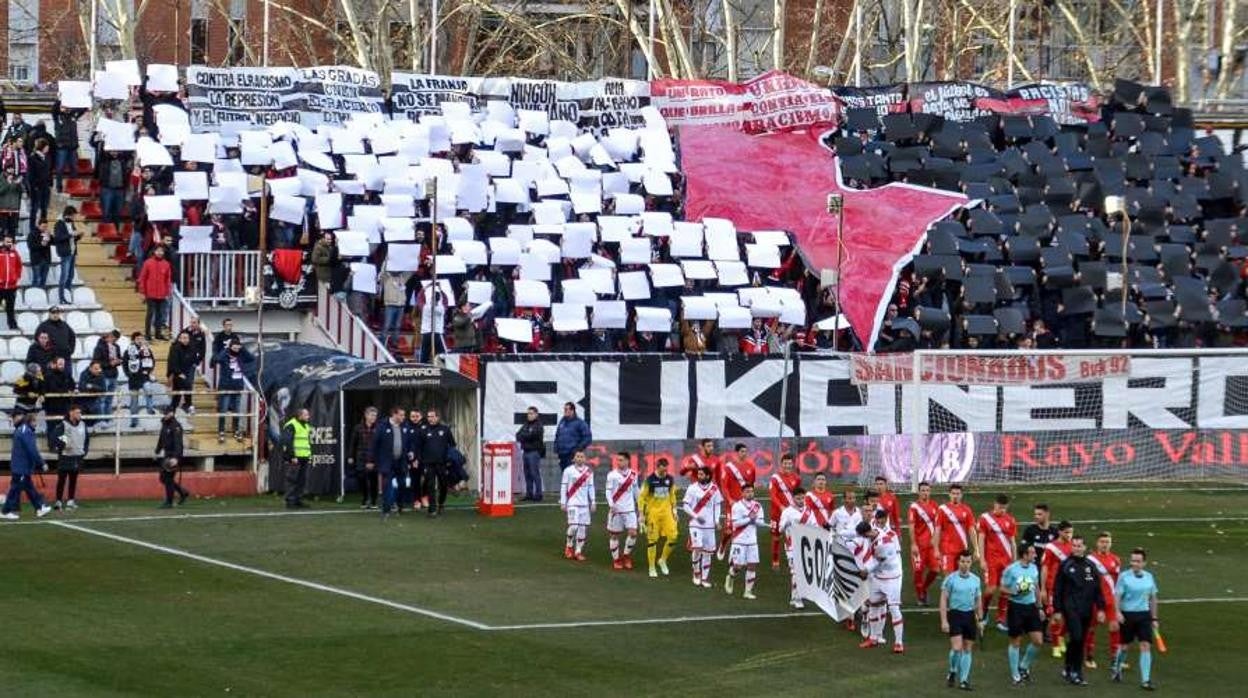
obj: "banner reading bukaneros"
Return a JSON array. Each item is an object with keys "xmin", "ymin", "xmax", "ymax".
[{"xmin": 792, "ymin": 524, "xmax": 870, "ymax": 621}]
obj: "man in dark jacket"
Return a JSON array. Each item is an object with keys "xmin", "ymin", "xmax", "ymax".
[
  {"xmin": 97, "ymin": 152, "xmax": 129, "ymax": 228},
  {"xmin": 43, "ymin": 356, "xmax": 74, "ymax": 451},
  {"xmin": 369, "ymin": 407, "xmax": 414, "ymax": 515},
  {"xmin": 77, "ymin": 361, "xmax": 109, "ymax": 427},
  {"xmin": 347, "ymin": 407, "xmax": 380, "ymax": 509},
  {"xmin": 155, "ymin": 407, "xmax": 185, "ymax": 461},
  {"xmin": 166, "ymin": 331, "xmax": 199, "ymax": 415},
  {"xmin": 212, "ymin": 338, "xmax": 253, "ymax": 442},
  {"xmin": 35, "ymin": 307, "xmax": 76, "ymax": 362},
  {"xmin": 211, "ymin": 318, "xmax": 240, "ymax": 359},
  {"xmin": 2, "ymin": 409, "xmax": 52, "ymax": 519},
  {"xmin": 414, "ymin": 408, "xmax": 457, "ymax": 517},
  {"xmin": 26, "ymin": 140, "xmax": 52, "ymax": 234},
  {"xmin": 123, "ymin": 332, "xmax": 156, "ymax": 427},
  {"xmin": 27, "ymin": 217, "xmax": 52, "ymax": 287},
  {"xmin": 25, "ymin": 331, "xmax": 57, "ymax": 370},
  {"xmin": 91, "ymin": 331, "xmax": 123, "ymax": 419},
  {"xmin": 1052, "ymin": 535, "xmax": 1107, "ymax": 686},
  {"xmin": 54, "ymin": 404, "xmax": 89, "ymax": 510},
  {"xmin": 554, "ymin": 402, "xmax": 591, "ymax": 471},
  {"xmin": 52, "ymin": 206, "xmax": 82, "ymax": 304},
  {"xmin": 516, "ymin": 405, "xmax": 545, "ymax": 501},
  {"xmin": 52, "ymin": 101, "xmax": 81, "ymax": 192},
  {"xmin": 282, "ymin": 408, "xmax": 312, "ymax": 509}
]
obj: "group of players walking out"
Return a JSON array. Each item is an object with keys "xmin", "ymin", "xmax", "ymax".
[{"xmin": 558, "ymin": 441, "xmax": 1161, "ymax": 691}]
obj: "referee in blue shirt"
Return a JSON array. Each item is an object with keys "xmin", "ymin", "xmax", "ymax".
[
  {"xmin": 940, "ymin": 550, "xmax": 983, "ymax": 691},
  {"xmin": 1113, "ymin": 547, "xmax": 1159, "ymax": 690}
]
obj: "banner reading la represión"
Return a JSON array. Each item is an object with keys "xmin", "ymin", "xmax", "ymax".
[{"xmin": 185, "ymin": 65, "xmax": 385, "ymax": 131}]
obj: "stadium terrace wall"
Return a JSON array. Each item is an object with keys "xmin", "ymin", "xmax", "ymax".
[{"xmin": 457, "ymin": 352, "xmax": 1248, "ymax": 489}]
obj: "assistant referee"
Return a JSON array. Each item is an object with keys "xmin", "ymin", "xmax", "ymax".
[{"xmin": 1052, "ymin": 534, "xmax": 1105, "ymax": 687}]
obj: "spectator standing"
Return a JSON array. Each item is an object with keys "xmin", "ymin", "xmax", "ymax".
[
  {"xmin": 91, "ymin": 331, "xmax": 123, "ymax": 419},
  {"xmin": 416, "ymin": 281, "xmax": 449, "ymax": 363},
  {"xmin": 282, "ymin": 408, "xmax": 312, "ymax": 509},
  {"xmin": 13, "ymin": 362, "xmax": 44, "ymax": 414},
  {"xmin": 97, "ymin": 152, "xmax": 128, "ymax": 229},
  {"xmin": 51, "ymin": 101, "xmax": 81, "ymax": 193},
  {"xmin": 515, "ymin": 405, "xmax": 545, "ymax": 501},
  {"xmin": 369, "ymin": 407, "xmax": 411, "ymax": 515},
  {"xmin": 53, "ymin": 404, "xmax": 88, "ymax": 510},
  {"xmin": 76, "ymin": 361, "xmax": 109, "ymax": 428},
  {"xmin": 123, "ymin": 332, "xmax": 156, "ymax": 427},
  {"xmin": 403, "ymin": 409, "xmax": 425, "ymax": 509},
  {"xmin": 212, "ymin": 338, "xmax": 253, "ymax": 443},
  {"xmin": 211, "ymin": 318, "xmax": 240, "ymax": 359},
  {"xmin": 0, "ymin": 234, "xmax": 22, "ymax": 329},
  {"xmin": 36, "ymin": 306, "xmax": 76, "ymax": 363},
  {"xmin": 43, "ymin": 356, "xmax": 73, "ymax": 450},
  {"xmin": 379, "ymin": 269, "xmax": 411, "ymax": 349},
  {"xmin": 348, "ymin": 407, "xmax": 380, "ymax": 509},
  {"xmin": 415, "ymin": 408, "xmax": 457, "ymax": 518},
  {"xmin": 450, "ymin": 300, "xmax": 479, "ymax": 352},
  {"xmin": 1, "ymin": 409, "xmax": 52, "ymax": 520},
  {"xmin": 26, "ymin": 140, "xmax": 51, "ymax": 234},
  {"xmin": 166, "ymin": 331, "xmax": 198, "ymax": 415},
  {"xmin": 27, "ymin": 218, "xmax": 51, "ymax": 288},
  {"xmin": 310, "ymin": 231, "xmax": 338, "ymax": 294},
  {"xmin": 0, "ymin": 167, "xmax": 21, "ymax": 239},
  {"xmin": 554, "ymin": 402, "xmax": 591, "ymax": 471},
  {"xmin": 52, "ymin": 206, "xmax": 82, "ymax": 305},
  {"xmin": 137, "ymin": 246, "xmax": 173, "ymax": 340},
  {"xmin": 158, "ymin": 457, "xmax": 191, "ymax": 509},
  {"xmin": 3, "ymin": 114, "xmax": 29, "ymax": 147},
  {"xmin": 25, "ymin": 332, "xmax": 57, "ymax": 370},
  {"xmin": 182, "ymin": 316, "xmax": 208, "ymax": 370}
]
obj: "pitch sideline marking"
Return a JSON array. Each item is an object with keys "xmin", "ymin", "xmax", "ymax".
[{"xmin": 49, "ymin": 521, "xmax": 492, "ymax": 631}]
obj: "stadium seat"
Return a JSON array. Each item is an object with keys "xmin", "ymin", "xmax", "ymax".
[
  {"xmin": 97, "ymin": 222, "xmax": 123, "ymax": 242},
  {"xmin": 89, "ymin": 311, "xmax": 115, "ymax": 333},
  {"xmin": 74, "ymin": 287, "xmax": 98, "ymax": 307},
  {"xmin": 22, "ymin": 288, "xmax": 49, "ymax": 311},
  {"xmin": 66, "ymin": 311, "xmax": 91, "ymax": 335},
  {"xmin": 65, "ymin": 179, "xmax": 94, "ymax": 198},
  {"xmin": 0, "ymin": 360, "xmax": 25, "ymax": 384},
  {"xmin": 72, "ymin": 338, "xmax": 89, "ymax": 360},
  {"xmin": 0, "ymin": 338, "xmax": 10, "ymax": 360},
  {"xmin": 6, "ymin": 337, "xmax": 29, "ymax": 361},
  {"xmin": 80, "ymin": 200, "xmax": 103, "ymax": 220},
  {"xmin": 16, "ymin": 312, "xmax": 39, "ymax": 335}
]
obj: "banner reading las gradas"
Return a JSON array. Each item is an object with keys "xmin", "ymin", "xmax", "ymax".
[{"xmin": 792, "ymin": 523, "xmax": 870, "ymax": 621}]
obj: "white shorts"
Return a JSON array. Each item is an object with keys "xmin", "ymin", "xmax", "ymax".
[
  {"xmin": 869, "ymin": 576, "xmax": 902, "ymax": 606},
  {"xmin": 565, "ymin": 506, "xmax": 591, "ymax": 526},
  {"xmin": 730, "ymin": 542, "xmax": 760, "ymax": 566},
  {"xmin": 607, "ymin": 511, "xmax": 638, "ymax": 533},
  {"xmin": 689, "ymin": 526, "xmax": 717, "ymax": 552}
]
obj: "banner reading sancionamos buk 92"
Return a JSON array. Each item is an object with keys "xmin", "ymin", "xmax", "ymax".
[{"xmin": 466, "ymin": 353, "xmax": 1248, "ymax": 485}]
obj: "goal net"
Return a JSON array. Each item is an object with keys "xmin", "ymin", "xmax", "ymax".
[{"xmin": 849, "ymin": 349, "xmax": 1248, "ymax": 487}]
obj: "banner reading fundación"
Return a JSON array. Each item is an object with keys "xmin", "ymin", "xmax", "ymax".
[{"xmin": 791, "ymin": 523, "xmax": 870, "ymax": 621}]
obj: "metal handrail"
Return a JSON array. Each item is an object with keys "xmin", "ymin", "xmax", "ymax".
[
  {"xmin": 176, "ymin": 251, "xmax": 262, "ymax": 306},
  {"xmin": 314, "ymin": 282, "xmax": 395, "ymax": 363}
]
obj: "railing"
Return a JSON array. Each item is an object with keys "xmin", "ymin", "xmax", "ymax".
[
  {"xmin": 177, "ymin": 251, "xmax": 262, "ymax": 306},
  {"xmin": 314, "ymin": 283, "xmax": 396, "ymax": 364}
]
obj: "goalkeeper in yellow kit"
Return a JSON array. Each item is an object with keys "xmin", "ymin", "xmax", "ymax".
[{"xmin": 640, "ymin": 457, "xmax": 680, "ymax": 578}]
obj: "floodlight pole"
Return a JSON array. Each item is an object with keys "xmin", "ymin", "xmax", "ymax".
[
  {"xmin": 1120, "ymin": 214, "xmax": 1130, "ymax": 318},
  {"xmin": 828, "ymin": 193, "xmax": 846, "ymax": 342},
  {"xmin": 776, "ymin": 339, "xmax": 793, "ymax": 461},
  {"xmin": 1006, "ymin": 0, "xmax": 1017, "ymax": 88}
]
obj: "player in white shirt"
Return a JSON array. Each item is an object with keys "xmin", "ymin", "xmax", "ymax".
[
  {"xmin": 831, "ymin": 488, "xmax": 864, "ymax": 542},
  {"xmin": 559, "ymin": 451, "xmax": 596, "ymax": 561},
  {"xmin": 777, "ymin": 486, "xmax": 813, "ymax": 608},
  {"xmin": 681, "ymin": 467, "xmax": 722, "ymax": 589},
  {"xmin": 604, "ymin": 452, "xmax": 640, "ymax": 571},
  {"xmin": 723, "ymin": 484, "xmax": 765, "ymax": 600},
  {"xmin": 857, "ymin": 517, "xmax": 906, "ymax": 653}
]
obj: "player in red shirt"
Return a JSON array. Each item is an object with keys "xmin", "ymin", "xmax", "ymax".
[
  {"xmin": 769, "ymin": 452, "xmax": 801, "ymax": 568},
  {"xmin": 874, "ymin": 475, "xmax": 901, "ymax": 531},
  {"xmin": 975, "ymin": 493, "xmax": 1018, "ymax": 630},
  {"xmin": 1085, "ymin": 531, "xmax": 1122, "ymax": 670},
  {"xmin": 932, "ymin": 483, "xmax": 978, "ymax": 575},
  {"xmin": 907, "ymin": 481, "xmax": 940, "ymax": 605},
  {"xmin": 717, "ymin": 443, "xmax": 757, "ymax": 556},
  {"xmin": 1041, "ymin": 520, "xmax": 1075, "ymax": 657},
  {"xmin": 680, "ymin": 439, "xmax": 721, "ymax": 484},
  {"xmin": 803, "ymin": 473, "xmax": 837, "ymax": 530}
]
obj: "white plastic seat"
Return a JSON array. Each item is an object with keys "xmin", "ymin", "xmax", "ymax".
[
  {"xmin": 74, "ymin": 287, "xmax": 98, "ymax": 306},
  {"xmin": 66, "ymin": 311, "xmax": 91, "ymax": 335},
  {"xmin": 115, "ymin": 335, "xmax": 131, "ymax": 356},
  {"xmin": 73, "ymin": 359, "xmax": 90, "ymax": 379},
  {"xmin": 0, "ymin": 360, "xmax": 25, "ymax": 384},
  {"xmin": 72, "ymin": 338, "xmax": 89, "ymax": 360},
  {"xmin": 7, "ymin": 337, "xmax": 28, "ymax": 361},
  {"xmin": 90, "ymin": 310, "xmax": 115, "ymax": 333},
  {"xmin": 16, "ymin": 312, "xmax": 39, "ymax": 335},
  {"xmin": 0, "ymin": 338, "xmax": 10, "ymax": 360},
  {"xmin": 22, "ymin": 287, "xmax": 48, "ymax": 311}
]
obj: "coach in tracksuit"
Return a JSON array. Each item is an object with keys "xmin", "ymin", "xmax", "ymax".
[
  {"xmin": 2, "ymin": 409, "xmax": 51, "ymax": 519},
  {"xmin": 1052, "ymin": 535, "xmax": 1106, "ymax": 687},
  {"xmin": 415, "ymin": 409, "xmax": 456, "ymax": 518},
  {"xmin": 369, "ymin": 407, "xmax": 413, "ymax": 515}
]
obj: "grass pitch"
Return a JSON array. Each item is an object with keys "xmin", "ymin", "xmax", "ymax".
[{"xmin": 2, "ymin": 484, "xmax": 1246, "ymax": 697}]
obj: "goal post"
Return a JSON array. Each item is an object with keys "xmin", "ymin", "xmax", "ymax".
[{"xmin": 848, "ymin": 348, "xmax": 1248, "ymax": 491}]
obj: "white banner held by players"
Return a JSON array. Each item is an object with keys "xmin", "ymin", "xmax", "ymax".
[{"xmin": 791, "ymin": 523, "xmax": 869, "ymax": 621}]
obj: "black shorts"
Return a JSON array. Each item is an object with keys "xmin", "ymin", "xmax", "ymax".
[
  {"xmin": 1119, "ymin": 611, "xmax": 1154, "ymax": 644},
  {"xmin": 1007, "ymin": 601, "xmax": 1044, "ymax": 638},
  {"xmin": 947, "ymin": 610, "xmax": 979, "ymax": 640}
]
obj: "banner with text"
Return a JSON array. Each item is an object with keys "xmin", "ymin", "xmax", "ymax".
[
  {"xmin": 792, "ymin": 523, "xmax": 870, "ymax": 621},
  {"xmin": 849, "ymin": 353, "xmax": 1131, "ymax": 385},
  {"xmin": 185, "ymin": 66, "xmax": 385, "ymax": 131}
]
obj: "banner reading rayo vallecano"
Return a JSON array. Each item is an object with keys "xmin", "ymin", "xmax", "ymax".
[
  {"xmin": 388, "ymin": 73, "xmax": 651, "ymax": 135},
  {"xmin": 185, "ymin": 65, "xmax": 385, "ymax": 131}
]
